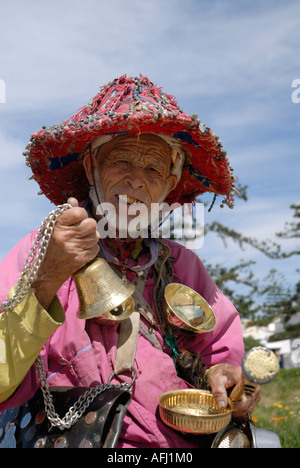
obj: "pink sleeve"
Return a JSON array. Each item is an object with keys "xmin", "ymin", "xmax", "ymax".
[
  {"xmin": 166, "ymin": 240, "xmax": 245, "ymax": 367},
  {"xmin": 0, "ymin": 230, "xmax": 38, "ymax": 304},
  {"xmin": 0, "ymin": 230, "xmax": 43, "ymax": 411}
]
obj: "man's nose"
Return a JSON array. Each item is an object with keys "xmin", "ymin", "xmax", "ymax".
[{"xmin": 125, "ymin": 167, "xmax": 146, "ymax": 189}]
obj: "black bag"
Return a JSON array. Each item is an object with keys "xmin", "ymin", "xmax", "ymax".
[{"xmin": 0, "ymin": 386, "xmax": 131, "ymax": 448}]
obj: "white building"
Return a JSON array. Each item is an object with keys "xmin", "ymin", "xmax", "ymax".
[{"xmin": 241, "ymin": 314, "xmax": 300, "ymax": 369}]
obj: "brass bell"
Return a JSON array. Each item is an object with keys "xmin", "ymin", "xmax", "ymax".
[
  {"xmin": 73, "ymin": 257, "xmax": 135, "ymax": 321},
  {"xmin": 163, "ymin": 283, "xmax": 216, "ymax": 334}
]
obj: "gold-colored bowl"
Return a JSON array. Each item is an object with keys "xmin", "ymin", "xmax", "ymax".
[
  {"xmin": 159, "ymin": 389, "xmax": 234, "ymax": 435},
  {"xmin": 164, "ymin": 284, "xmax": 216, "ymax": 334}
]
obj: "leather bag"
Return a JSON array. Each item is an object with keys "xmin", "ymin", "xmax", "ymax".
[{"xmin": 0, "ymin": 386, "xmax": 131, "ymax": 448}]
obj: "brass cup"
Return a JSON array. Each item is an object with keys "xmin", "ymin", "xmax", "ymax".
[
  {"xmin": 163, "ymin": 283, "xmax": 216, "ymax": 334},
  {"xmin": 73, "ymin": 257, "xmax": 135, "ymax": 321},
  {"xmin": 159, "ymin": 389, "xmax": 234, "ymax": 435}
]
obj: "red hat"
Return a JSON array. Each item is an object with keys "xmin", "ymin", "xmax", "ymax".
[{"xmin": 24, "ymin": 74, "xmax": 235, "ymax": 208}]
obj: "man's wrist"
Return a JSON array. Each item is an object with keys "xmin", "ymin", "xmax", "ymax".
[{"xmin": 32, "ymin": 276, "xmax": 62, "ymax": 311}]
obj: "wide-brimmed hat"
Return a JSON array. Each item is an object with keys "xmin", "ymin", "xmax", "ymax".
[{"xmin": 24, "ymin": 74, "xmax": 236, "ymax": 207}]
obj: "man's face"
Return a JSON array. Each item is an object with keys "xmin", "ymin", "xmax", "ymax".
[
  {"xmin": 84, "ymin": 133, "xmax": 178, "ymax": 213},
  {"xmin": 83, "ymin": 133, "xmax": 178, "ymax": 238}
]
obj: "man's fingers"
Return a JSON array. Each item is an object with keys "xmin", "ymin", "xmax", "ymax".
[
  {"xmin": 214, "ymin": 392, "xmax": 228, "ymax": 410},
  {"xmin": 76, "ymin": 217, "xmax": 98, "ymax": 238},
  {"xmin": 208, "ymin": 364, "xmax": 243, "ymax": 410},
  {"xmin": 67, "ymin": 197, "xmax": 79, "ymax": 208},
  {"xmin": 209, "ymin": 374, "xmax": 229, "ymax": 409},
  {"xmin": 57, "ymin": 203, "xmax": 88, "ymax": 227}
]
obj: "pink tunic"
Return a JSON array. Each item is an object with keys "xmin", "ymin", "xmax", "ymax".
[{"xmin": 0, "ymin": 230, "xmax": 244, "ymax": 448}]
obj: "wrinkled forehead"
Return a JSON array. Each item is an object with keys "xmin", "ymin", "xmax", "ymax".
[
  {"xmin": 89, "ymin": 132, "xmax": 185, "ymax": 181},
  {"xmin": 95, "ymin": 133, "xmax": 171, "ymax": 163}
]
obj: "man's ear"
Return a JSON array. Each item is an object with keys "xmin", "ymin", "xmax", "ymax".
[
  {"xmin": 82, "ymin": 152, "xmax": 94, "ymax": 185},
  {"xmin": 165, "ymin": 174, "xmax": 178, "ymax": 196}
]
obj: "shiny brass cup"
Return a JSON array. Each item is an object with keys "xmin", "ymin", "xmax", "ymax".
[
  {"xmin": 163, "ymin": 283, "xmax": 216, "ymax": 334},
  {"xmin": 159, "ymin": 389, "xmax": 234, "ymax": 434}
]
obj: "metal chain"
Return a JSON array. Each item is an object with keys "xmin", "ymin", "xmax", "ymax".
[
  {"xmin": 35, "ymin": 355, "xmax": 126, "ymax": 431},
  {"xmin": 1, "ymin": 203, "xmax": 131, "ymax": 431},
  {"xmin": 1, "ymin": 203, "xmax": 72, "ymax": 311}
]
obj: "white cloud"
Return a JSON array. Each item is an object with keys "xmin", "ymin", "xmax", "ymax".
[{"xmin": 1, "ymin": 0, "xmax": 299, "ymax": 111}]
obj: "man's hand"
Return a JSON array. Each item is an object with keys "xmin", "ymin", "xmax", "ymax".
[
  {"xmin": 32, "ymin": 197, "xmax": 100, "ymax": 309},
  {"xmin": 208, "ymin": 363, "xmax": 261, "ymax": 419}
]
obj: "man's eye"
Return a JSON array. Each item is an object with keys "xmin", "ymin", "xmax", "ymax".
[{"xmin": 147, "ymin": 167, "xmax": 162, "ymax": 176}]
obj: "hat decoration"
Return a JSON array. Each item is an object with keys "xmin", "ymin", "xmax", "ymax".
[{"xmin": 24, "ymin": 74, "xmax": 236, "ymax": 208}]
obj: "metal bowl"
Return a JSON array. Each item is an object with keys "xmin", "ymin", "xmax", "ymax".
[
  {"xmin": 163, "ymin": 283, "xmax": 216, "ymax": 334},
  {"xmin": 159, "ymin": 389, "xmax": 234, "ymax": 435}
]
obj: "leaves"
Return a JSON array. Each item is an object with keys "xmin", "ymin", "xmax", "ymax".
[{"xmin": 201, "ymin": 199, "xmax": 300, "ymax": 330}]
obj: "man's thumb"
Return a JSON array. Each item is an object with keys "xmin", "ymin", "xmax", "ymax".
[{"xmin": 67, "ymin": 197, "xmax": 79, "ymax": 208}]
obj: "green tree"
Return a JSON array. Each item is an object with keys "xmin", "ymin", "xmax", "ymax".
[{"xmin": 201, "ymin": 190, "xmax": 299, "ymax": 331}]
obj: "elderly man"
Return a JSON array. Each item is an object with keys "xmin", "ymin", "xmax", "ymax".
[{"xmin": 0, "ymin": 75, "xmax": 260, "ymax": 448}]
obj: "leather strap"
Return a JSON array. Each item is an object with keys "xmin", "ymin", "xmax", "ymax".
[
  {"xmin": 114, "ymin": 269, "xmax": 147, "ymax": 375},
  {"xmin": 113, "ymin": 263, "xmax": 163, "ymax": 376},
  {"xmin": 114, "ymin": 310, "xmax": 140, "ymax": 374}
]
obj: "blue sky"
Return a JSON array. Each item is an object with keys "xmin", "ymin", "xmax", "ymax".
[{"xmin": 0, "ymin": 0, "xmax": 299, "ymax": 294}]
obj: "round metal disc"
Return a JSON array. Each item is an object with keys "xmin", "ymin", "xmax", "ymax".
[{"xmin": 242, "ymin": 346, "xmax": 279, "ymax": 384}]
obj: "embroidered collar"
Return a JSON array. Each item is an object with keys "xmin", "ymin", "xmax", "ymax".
[{"xmin": 99, "ymin": 237, "xmax": 159, "ymax": 274}]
